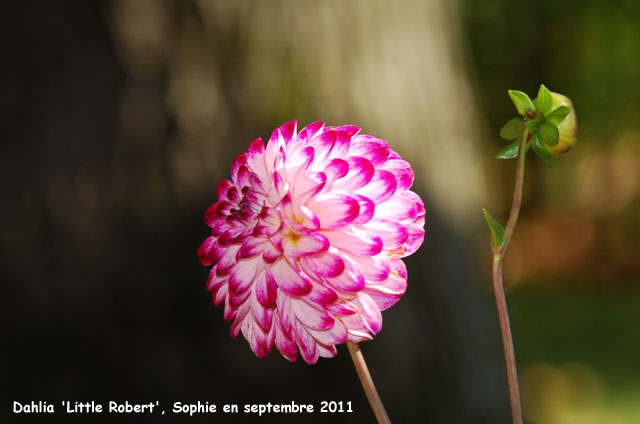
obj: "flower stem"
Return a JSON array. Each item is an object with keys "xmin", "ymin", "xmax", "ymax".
[
  {"xmin": 492, "ymin": 131, "xmax": 529, "ymax": 424},
  {"xmin": 346, "ymin": 341, "xmax": 391, "ymax": 424}
]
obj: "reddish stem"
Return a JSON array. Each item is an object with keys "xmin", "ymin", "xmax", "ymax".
[
  {"xmin": 347, "ymin": 341, "xmax": 391, "ymax": 424},
  {"xmin": 491, "ymin": 130, "xmax": 528, "ymax": 424}
]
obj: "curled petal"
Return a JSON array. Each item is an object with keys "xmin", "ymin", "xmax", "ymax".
[
  {"xmin": 324, "ymin": 255, "xmax": 365, "ymax": 292},
  {"xmin": 308, "ymin": 193, "xmax": 360, "ymax": 229},
  {"xmin": 352, "ymin": 293, "xmax": 383, "ymax": 334},
  {"xmin": 291, "ymin": 298, "xmax": 335, "ymax": 331},
  {"xmin": 267, "ymin": 259, "xmax": 313, "ymax": 296},
  {"xmin": 294, "ymin": 320, "xmax": 319, "ymax": 364},
  {"xmin": 332, "ymin": 157, "xmax": 374, "ymax": 191},
  {"xmin": 308, "ymin": 318, "xmax": 348, "ymax": 346},
  {"xmin": 350, "ymin": 135, "xmax": 391, "ymax": 166},
  {"xmin": 357, "ymin": 170, "xmax": 397, "ymax": 204},
  {"xmin": 197, "ymin": 236, "xmax": 221, "ymax": 266},
  {"xmin": 282, "ymin": 231, "xmax": 329, "ymax": 257},
  {"xmin": 364, "ymin": 271, "xmax": 408, "ymax": 311},
  {"xmin": 229, "ymin": 256, "xmax": 261, "ymax": 295},
  {"xmin": 362, "ymin": 219, "xmax": 409, "ymax": 250},
  {"xmin": 324, "ymin": 228, "xmax": 383, "ymax": 257},
  {"xmin": 375, "ymin": 194, "xmax": 417, "ymax": 222},
  {"xmin": 300, "ymin": 250, "xmax": 345, "ymax": 278},
  {"xmin": 255, "ymin": 270, "xmax": 277, "ymax": 308},
  {"xmin": 380, "ymin": 158, "xmax": 414, "ymax": 191}
]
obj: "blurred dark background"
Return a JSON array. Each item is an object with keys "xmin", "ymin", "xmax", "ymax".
[{"xmin": 1, "ymin": 1, "xmax": 639, "ymax": 423}]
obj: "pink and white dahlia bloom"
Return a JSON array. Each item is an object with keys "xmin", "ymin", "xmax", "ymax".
[{"xmin": 198, "ymin": 121, "xmax": 425, "ymax": 364}]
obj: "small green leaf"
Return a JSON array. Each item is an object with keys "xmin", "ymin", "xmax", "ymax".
[
  {"xmin": 531, "ymin": 134, "xmax": 552, "ymax": 168},
  {"xmin": 508, "ymin": 90, "xmax": 535, "ymax": 117},
  {"xmin": 546, "ymin": 106, "xmax": 571, "ymax": 125},
  {"xmin": 482, "ymin": 209, "xmax": 505, "ymax": 251},
  {"xmin": 500, "ymin": 118, "xmax": 524, "ymax": 140},
  {"xmin": 534, "ymin": 84, "xmax": 553, "ymax": 115},
  {"xmin": 538, "ymin": 122, "xmax": 559, "ymax": 146},
  {"xmin": 496, "ymin": 139, "xmax": 520, "ymax": 159}
]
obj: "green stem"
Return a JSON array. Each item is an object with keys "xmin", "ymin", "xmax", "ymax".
[
  {"xmin": 346, "ymin": 341, "xmax": 391, "ymax": 424},
  {"xmin": 492, "ymin": 130, "xmax": 529, "ymax": 424}
]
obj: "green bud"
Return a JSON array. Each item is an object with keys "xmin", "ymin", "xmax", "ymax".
[{"xmin": 542, "ymin": 92, "xmax": 577, "ymax": 155}]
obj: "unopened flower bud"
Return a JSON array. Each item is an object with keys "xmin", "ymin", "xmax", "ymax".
[{"xmin": 544, "ymin": 92, "xmax": 577, "ymax": 155}]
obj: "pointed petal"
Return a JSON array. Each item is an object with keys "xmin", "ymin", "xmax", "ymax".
[
  {"xmin": 352, "ymin": 293, "xmax": 383, "ymax": 334},
  {"xmin": 349, "ymin": 136, "xmax": 391, "ymax": 166},
  {"xmin": 332, "ymin": 157, "xmax": 374, "ymax": 191},
  {"xmin": 308, "ymin": 318, "xmax": 348, "ymax": 346},
  {"xmin": 305, "ymin": 281, "xmax": 339, "ymax": 305},
  {"xmin": 291, "ymin": 298, "xmax": 335, "ymax": 331},
  {"xmin": 346, "ymin": 253, "xmax": 390, "ymax": 282},
  {"xmin": 375, "ymin": 194, "xmax": 418, "ymax": 222},
  {"xmin": 275, "ymin": 320, "xmax": 297, "ymax": 362},
  {"xmin": 282, "ymin": 231, "xmax": 329, "ymax": 257},
  {"xmin": 294, "ymin": 320, "xmax": 319, "ymax": 364},
  {"xmin": 198, "ymin": 236, "xmax": 222, "ymax": 266},
  {"xmin": 363, "ymin": 219, "xmax": 409, "ymax": 249},
  {"xmin": 298, "ymin": 121, "xmax": 325, "ymax": 143},
  {"xmin": 324, "ymin": 228, "xmax": 383, "ymax": 257},
  {"xmin": 351, "ymin": 194, "xmax": 375, "ymax": 225},
  {"xmin": 267, "ymin": 259, "xmax": 312, "ymax": 296},
  {"xmin": 229, "ymin": 256, "xmax": 260, "ymax": 294},
  {"xmin": 251, "ymin": 290, "xmax": 273, "ymax": 332},
  {"xmin": 237, "ymin": 235, "xmax": 265, "ymax": 259},
  {"xmin": 255, "ymin": 270, "xmax": 277, "ymax": 308},
  {"xmin": 324, "ymin": 255, "xmax": 365, "ymax": 292},
  {"xmin": 357, "ymin": 170, "xmax": 397, "ymax": 204},
  {"xmin": 380, "ymin": 158, "xmax": 414, "ymax": 191},
  {"xmin": 215, "ymin": 245, "xmax": 241, "ymax": 276},
  {"xmin": 308, "ymin": 193, "xmax": 360, "ymax": 229},
  {"xmin": 364, "ymin": 271, "xmax": 408, "ymax": 311},
  {"xmin": 341, "ymin": 313, "xmax": 374, "ymax": 342},
  {"xmin": 300, "ymin": 250, "xmax": 345, "ymax": 278}
]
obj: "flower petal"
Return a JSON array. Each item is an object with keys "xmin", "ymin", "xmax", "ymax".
[
  {"xmin": 349, "ymin": 135, "xmax": 391, "ymax": 166},
  {"xmin": 324, "ymin": 228, "xmax": 383, "ymax": 257},
  {"xmin": 346, "ymin": 253, "xmax": 390, "ymax": 282},
  {"xmin": 324, "ymin": 255, "xmax": 365, "ymax": 292},
  {"xmin": 255, "ymin": 270, "xmax": 277, "ymax": 309},
  {"xmin": 375, "ymin": 194, "xmax": 418, "ymax": 222},
  {"xmin": 308, "ymin": 318, "xmax": 348, "ymax": 346},
  {"xmin": 267, "ymin": 259, "xmax": 313, "ymax": 296},
  {"xmin": 332, "ymin": 157, "xmax": 374, "ymax": 191},
  {"xmin": 197, "ymin": 236, "xmax": 222, "ymax": 266},
  {"xmin": 275, "ymin": 320, "xmax": 297, "ymax": 362},
  {"xmin": 352, "ymin": 293, "xmax": 383, "ymax": 334},
  {"xmin": 300, "ymin": 250, "xmax": 345, "ymax": 278},
  {"xmin": 380, "ymin": 158, "xmax": 414, "ymax": 191},
  {"xmin": 308, "ymin": 193, "xmax": 360, "ymax": 229},
  {"xmin": 291, "ymin": 298, "xmax": 335, "ymax": 331},
  {"xmin": 364, "ymin": 271, "xmax": 408, "ymax": 311},
  {"xmin": 357, "ymin": 170, "xmax": 397, "ymax": 204},
  {"xmin": 362, "ymin": 219, "xmax": 409, "ymax": 250},
  {"xmin": 282, "ymin": 231, "xmax": 329, "ymax": 257},
  {"xmin": 294, "ymin": 320, "xmax": 319, "ymax": 364}
]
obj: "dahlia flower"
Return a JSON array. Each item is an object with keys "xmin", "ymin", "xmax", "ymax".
[{"xmin": 198, "ymin": 121, "xmax": 425, "ymax": 364}]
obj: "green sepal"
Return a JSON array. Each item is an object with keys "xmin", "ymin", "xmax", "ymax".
[
  {"xmin": 482, "ymin": 209, "xmax": 505, "ymax": 251},
  {"xmin": 538, "ymin": 122, "xmax": 559, "ymax": 146},
  {"xmin": 546, "ymin": 106, "xmax": 571, "ymax": 125},
  {"xmin": 500, "ymin": 118, "xmax": 524, "ymax": 140},
  {"xmin": 508, "ymin": 90, "xmax": 535, "ymax": 117},
  {"xmin": 534, "ymin": 84, "xmax": 553, "ymax": 115},
  {"xmin": 531, "ymin": 134, "xmax": 552, "ymax": 168},
  {"xmin": 496, "ymin": 139, "xmax": 520, "ymax": 159}
]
